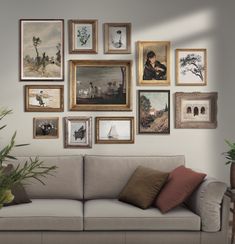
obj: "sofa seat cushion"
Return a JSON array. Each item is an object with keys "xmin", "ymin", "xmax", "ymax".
[
  {"xmin": 84, "ymin": 199, "xmax": 201, "ymax": 231},
  {"xmin": 0, "ymin": 199, "xmax": 83, "ymax": 231}
]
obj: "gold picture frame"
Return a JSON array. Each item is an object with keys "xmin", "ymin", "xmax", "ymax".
[
  {"xmin": 69, "ymin": 60, "xmax": 132, "ymax": 111},
  {"xmin": 95, "ymin": 117, "xmax": 134, "ymax": 144},
  {"xmin": 69, "ymin": 19, "xmax": 98, "ymax": 54},
  {"xmin": 137, "ymin": 41, "xmax": 170, "ymax": 86}
]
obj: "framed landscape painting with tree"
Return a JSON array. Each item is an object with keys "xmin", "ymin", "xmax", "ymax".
[
  {"xmin": 176, "ymin": 49, "xmax": 207, "ymax": 86},
  {"xmin": 138, "ymin": 90, "xmax": 170, "ymax": 134},
  {"xmin": 20, "ymin": 19, "xmax": 64, "ymax": 81}
]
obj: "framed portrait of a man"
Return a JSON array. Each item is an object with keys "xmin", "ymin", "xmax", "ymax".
[{"xmin": 137, "ymin": 41, "xmax": 170, "ymax": 86}]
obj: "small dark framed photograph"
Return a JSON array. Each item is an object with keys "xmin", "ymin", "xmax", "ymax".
[
  {"xmin": 138, "ymin": 90, "xmax": 170, "ymax": 134},
  {"xmin": 175, "ymin": 92, "xmax": 217, "ymax": 128},
  {"xmin": 64, "ymin": 117, "xmax": 92, "ymax": 148},
  {"xmin": 95, "ymin": 117, "xmax": 134, "ymax": 144},
  {"xmin": 33, "ymin": 117, "xmax": 59, "ymax": 139},
  {"xmin": 104, "ymin": 23, "xmax": 131, "ymax": 54},
  {"xmin": 25, "ymin": 85, "xmax": 64, "ymax": 112},
  {"xmin": 69, "ymin": 19, "xmax": 98, "ymax": 54},
  {"xmin": 20, "ymin": 19, "xmax": 64, "ymax": 81}
]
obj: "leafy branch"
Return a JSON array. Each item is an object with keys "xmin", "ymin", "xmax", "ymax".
[{"xmin": 223, "ymin": 140, "xmax": 235, "ymax": 165}]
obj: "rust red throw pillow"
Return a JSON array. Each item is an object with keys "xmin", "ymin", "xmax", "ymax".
[{"xmin": 155, "ymin": 165, "xmax": 206, "ymax": 213}]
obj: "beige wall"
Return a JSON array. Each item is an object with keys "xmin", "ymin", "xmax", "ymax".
[{"xmin": 0, "ymin": 0, "xmax": 234, "ymax": 183}]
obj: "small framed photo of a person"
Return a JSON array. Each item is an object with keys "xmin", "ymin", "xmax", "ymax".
[
  {"xmin": 104, "ymin": 23, "xmax": 131, "ymax": 54},
  {"xmin": 95, "ymin": 117, "xmax": 134, "ymax": 144},
  {"xmin": 176, "ymin": 49, "xmax": 207, "ymax": 86},
  {"xmin": 69, "ymin": 19, "xmax": 98, "ymax": 54},
  {"xmin": 175, "ymin": 92, "xmax": 217, "ymax": 128},
  {"xmin": 138, "ymin": 90, "xmax": 170, "ymax": 134},
  {"xmin": 69, "ymin": 60, "xmax": 132, "ymax": 111},
  {"xmin": 25, "ymin": 85, "xmax": 64, "ymax": 112},
  {"xmin": 64, "ymin": 117, "xmax": 92, "ymax": 148},
  {"xmin": 33, "ymin": 117, "xmax": 59, "ymax": 139},
  {"xmin": 20, "ymin": 19, "xmax": 64, "ymax": 81},
  {"xmin": 137, "ymin": 41, "xmax": 170, "ymax": 86}
]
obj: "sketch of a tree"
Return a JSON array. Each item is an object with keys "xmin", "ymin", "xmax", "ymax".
[
  {"xmin": 180, "ymin": 54, "xmax": 205, "ymax": 81},
  {"xmin": 140, "ymin": 95, "xmax": 151, "ymax": 114},
  {"xmin": 77, "ymin": 27, "xmax": 90, "ymax": 46},
  {"xmin": 56, "ymin": 43, "xmax": 61, "ymax": 65},
  {"xmin": 32, "ymin": 36, "xmax": 42, "ymax": 65}
]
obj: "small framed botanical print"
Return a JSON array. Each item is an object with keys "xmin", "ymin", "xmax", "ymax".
[
  {"xmin": 138, "ymin": 90, "xmax": 170, "ymax": 134},
  {"xmin": 176, "ymin": 49, "xmax": 207, "ymax": 86},
  {"xmin": 95, "ymin": 117, "xmax": 134, "ymax": 144},
  {"xmin": 69, "ymin": 19, "xmax": 98, "ymax": 54},
  {"xmin": 33, "ymin": 117, "xmax": 59, "ymax": 139},
  {"xmin": 20, "ymin": 19, "xmax": 64, "ymax": 81},
  {"xmin": 25, "ymin": 85, "xmax": 64, "ymax": 112},
  {"xmin": 175, "ymin": 92, "xmax": 217, "ymax": 128},
  {"xmin": 137, "ymin": 41, "xmax": 170, "ymax": 86},
  {"xmin": 64, "ymin": 117, "xmax": 92, "ymax": 148},
  {"xmin": 104, "ymin": 23, "xmax": 131, "ymax": 54}
]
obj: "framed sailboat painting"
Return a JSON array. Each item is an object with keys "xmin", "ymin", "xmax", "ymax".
[{"xmin": 95, "ymin": 117, "xmax": 134, "ymax": 144}]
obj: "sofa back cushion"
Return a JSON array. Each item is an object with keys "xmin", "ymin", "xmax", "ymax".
[
  {"xmin": 84, "ymin": 155, "xmax": 185, "ymax": 200},
  {"xmin": 11, "ymin": 156, "xmax": 83, "ymax": 200}
]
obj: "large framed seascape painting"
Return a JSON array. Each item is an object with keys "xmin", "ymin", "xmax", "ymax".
[
  {"xmin": 138, "ymin": 90, "xmax": 170, "ymax": 134},
  {"xmin": 69, "ymin": 19, "xmax": 98, "ymax": 54},
  {"xmin": 137, "ymin": 41, "xmax": 170, "ymax": 86},
  {"xmin": 176, "ymin": 49, "xmax": 207, "ymax": 86},
  {"xmin": 175, "ymin": 92, "xmax": 217, "ymax": 128},
  {"xmin": 20, "ymin": 19, "xmax": 64, "ymax": 81},
  {"xmin": 69, "ymin": 60, "xmax": 132, "ymax": 111}
]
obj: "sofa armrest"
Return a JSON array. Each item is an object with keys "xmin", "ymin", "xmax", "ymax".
[{"xmin": 186, "ymin": 177, "xmax": 227, "ymax": 232}]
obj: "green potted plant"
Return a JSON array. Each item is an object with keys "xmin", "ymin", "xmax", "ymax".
[
  {"xmin": 0, "ymin": 108, "xmax": 56, "ymax": 208},
  {"xmin": 223, "ymin": 140, "xmax": 235, "ymax": 188}
]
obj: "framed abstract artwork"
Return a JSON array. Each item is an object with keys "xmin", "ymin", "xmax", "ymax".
[
  {"xmin": 25, "ymin": 85, "xmax": 64, "ymax": 112},
  {"xmin": 69, "ymin": 19, "xmax": 98, "ymax": 54},
  {"xmin": 175, "ymin": 92, "xmax": 217, "ymax": 128},
  {"xmin": 176, "ymin": 49, "xmax": 207, "ymax": 86},
  {"xmin": 138, "ymin": 90, "xmax": 170, "ymax": 134},
  {"xmin": 20, "ymin": 19, "xmax": 64, "ymax": 81},
  {"xmin": 69, "ymin": 60, "xmax": 132, "ymax": 111},
  {"xmin": 64, "ymin": 117, "xmax": 92, "ymax": 148},
  {"xmin": 104, "ymin": 23, "xmax": 131, "ymax": 54},
  {"xmin": 137, "ymin": 41, "xmax": 170, "ymax": 85}
]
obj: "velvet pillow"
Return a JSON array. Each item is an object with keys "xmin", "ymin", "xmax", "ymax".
[
  {"xmin": 155, "ymin": 165, "xmax": 206, "ymax": 213},
  {"xmin": 119, "ymin": 166, "xmax": 169, "ymax": 209}
]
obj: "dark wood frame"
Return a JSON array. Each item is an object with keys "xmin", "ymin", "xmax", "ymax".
[
  {"xmin": 20, "ymin": 19, "xmax": 64, "ymax": 81},
  {"xmin": 69, "ymin": 60, "xmax": 132, "ymax": 111},
  {"xmin": 69, "ymin": 19, "xmax": 98, "ymax": 54},
  {"xmin": 25, "ymin": 85, "xmax": 64, "ymax": 112},
  {"xmin": 138, "ymin": 90, "xmax": 170, "ymax": 134},
  {"xmin": 175, "ymin": 92, "xmax": 218, "ymax": 128},
  {"xmin": 104, "ymin": 23, "xmax": 131, "ymax": 54},
  {"xmin": 95, "ymin": 116, "xmax": 135, "ymax": 144}
]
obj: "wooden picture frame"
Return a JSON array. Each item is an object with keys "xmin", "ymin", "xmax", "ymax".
[
  {"xmin": 95, "ymin": 117, "xmax": 134, "ymax": 144},
  {"xmin": 33, "ymin": 117, "xmax": 59, "ymax": 139},
  {"xmin": 137, "ymin": 41, "xmax": 170, "ymax": 86},
  {"xmin": 25, "ymin": 85, "xmax": 64, "ymax": 112},
  {"xmin": 175, "ymin": 92, "xmax": 217, "ymax": 128},
  {"xmin": 20, "ymin": 19, "xmax": 64, "ymax": 81},
  {"xmin": 64, "ymin": 117, "xmax": 92, "ymax": 148},
  {"xmin": 138, "ymin": 90, "xmax": 170, "ymax": 134},
  {"xmin": 104, "ymin": 23, "xmax": 131, "ymax": 54},
  {"xmin": 69, "ymin": 19, "xmax": 98, "ymax": 54},
  {"xmin": 176, "ymin": 49, "xmax": 207, "ymax": 86},
  {"xmin": 69, "ymin": 60, "xmax": 132, "ymax": 111}
]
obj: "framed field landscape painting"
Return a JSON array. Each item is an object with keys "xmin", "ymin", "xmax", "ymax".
[
  {"xmin": 138, "ymin": 90, "xmax": 170, "ymax": 134},
  {"xmin": 20, "ymin": 19, "xmax": 64, "ymax": 81},
  {"xmin": 69, "ymin": 60, "xmax": 132, "ymax": 111}
]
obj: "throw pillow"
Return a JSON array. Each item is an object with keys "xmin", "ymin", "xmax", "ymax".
[
  {"xmin": 155, "ymin": 165, "xmax": 206, "ymax": 213},
  {"xmin": 119, "ymin": 166, "xmax": 169, "ymax": 209}
]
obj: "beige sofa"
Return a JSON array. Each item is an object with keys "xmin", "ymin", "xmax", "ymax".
[{"xmin": 0, "ymin": 155, "xmax": 229, "ymax": 244}]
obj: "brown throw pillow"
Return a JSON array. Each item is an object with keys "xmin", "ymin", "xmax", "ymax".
[
  {"xmin": 2, "ymin": 164, "xmax": 31, "ymax": 206},
  {"xmin": 118, "ymin": 166, "xmax": 169, "ymax": 209},
  {"xmin": 155, "ymin": 165, "xmax": 206, "ymax": 213}
]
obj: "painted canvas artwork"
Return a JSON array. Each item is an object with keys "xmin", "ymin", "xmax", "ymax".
[
  {"xmin": 75, "ymin": 24, "xmax": 92, "ymax": 49},
  {"xmin": 109, "ymin": 26, "xmax": 127, "ymax": 50}
]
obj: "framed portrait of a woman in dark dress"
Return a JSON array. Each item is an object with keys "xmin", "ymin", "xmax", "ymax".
[{"xmin": 137, "ymin": 41, "xmax": 170, "ymax": 86}]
